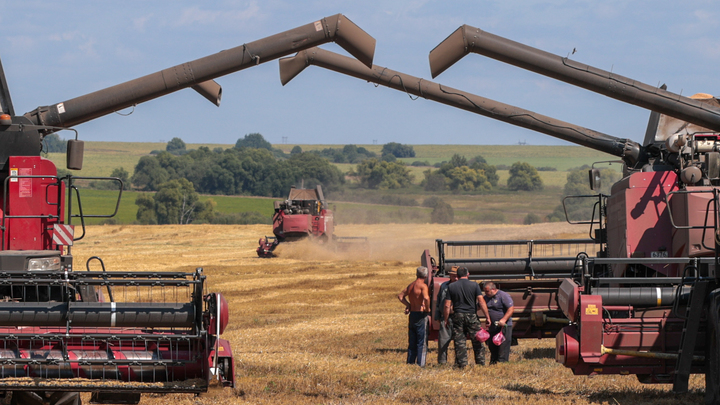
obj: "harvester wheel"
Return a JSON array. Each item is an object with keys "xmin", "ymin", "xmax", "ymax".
[
  {"xmin": 10, "ymin": 391, "xmax": 81, "ymax": 405},
  {"xmin": 706, "ymin": 291, "xmax": 720, "ymax": 405}
]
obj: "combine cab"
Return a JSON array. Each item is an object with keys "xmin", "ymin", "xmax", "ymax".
[{"xmin": 257, "ymin": 185, "xmax": 367, "ymax": 257}]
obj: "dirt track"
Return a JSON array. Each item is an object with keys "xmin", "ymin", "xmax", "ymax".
[{"xmin": 67, "ymin": 223, "xmax": 705, "ymax": 404}]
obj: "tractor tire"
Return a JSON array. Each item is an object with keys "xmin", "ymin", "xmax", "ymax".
[
  {"xmin": 706, "ymin": 291, "xmax": 720, "ymax": 405},
  {"xmin": 10, "ymin": 391, "xmax": 81, "ymax": 405}
]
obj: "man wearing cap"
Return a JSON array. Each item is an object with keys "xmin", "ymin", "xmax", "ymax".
[
  {"xmin": 443, "ymin": 267, "xmax": 491, "ymax": 368},
  {"xmin": 435, "ymin": 266, "xmax": 458, "ymax": 364},
  {"xmin": 398, "ymin": 266, "xmax": 430, "ymax": 366},
  {"xmin": 482, "ymin": 281, "xmax": 514, "ymax": 364}
]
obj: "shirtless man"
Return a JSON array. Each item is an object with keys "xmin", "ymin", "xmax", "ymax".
[{"xmin": 397, "ymin": 266, "xmax": 430, "ymax": 366}]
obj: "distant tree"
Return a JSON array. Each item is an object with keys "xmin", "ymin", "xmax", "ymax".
[
  {"xmin": 235, "ymin": 133, "xmax": 272, "ymax": 150},
  {"xmin": 381, "ymin": 142, "xmax": 415, "ymax": 158},
  {"xmin": 43, "ymin": 133, "xmax": 67, "ymax": 153},
  {"xmin": 423, "ymin": 171, "xmax": 447, "ymax": 192},
  {"xmin": 446, "ymin": 166, "xmax": 492, "ymax": 192},
  {"xmin": 135, "ymin": 194, "xmax": 157, "ymax": 224},
  {"xmin": 449, "ymin": 154, "xmax": 468, "ymax": 168},
  {"xmin": 548, "ymin": 166, "xmax": 621, "ymax": 222},
  {"xmin": 353, "ymin": 159, "xmax": 413, "ymax": 189},
  {"xmin": 411, "ymin": 161, "xmax": 431, "ymax": 167},
  {"xmin": 153, "ymin": 179, "xmax": 212, "ymax": 224},
  {"xmin": 380, "ymin": 153, "xmax": 397, "ymax": 162},
  {"xmin": 131, "ymin": 155, "xmax": 170, "ymax": 191},
  {"xmin": 166, "ymin": 137, "xmax": 186, "ymax": 155},
  {"xmin": 291, "ymin": 145, "xmax": 303, "ymax": 155},
  {"xmin": 470, "ymin": 161, "xmax": 500, "ymax": 187},
  {"xmin": 91, "ymin": 167, "xmax": 129, "ymax": 190},
  {"xmin": 288, "ymin": 152, "xmax": 345, "ymax": 192},
  {"xmin": 430, "ymin": 199, "xmax": 454, "ymax": 224},
  {"xmin": 524, "ymin": 213, "xmax": 542, "ymax": 225},
  {"xmin": 422, "ymin": 153, "xmax": 497, "ymax": 193},
  {"xmin": 507, "ymin": 162, "xmax": 543, "ymax": 191},
  {"xmin": 111, "ymin": 167, "xmax": 129, "ymax": 189},
  {"xmin": 311, "ymin": 144, "xmax": 376, "ymax": 163}
]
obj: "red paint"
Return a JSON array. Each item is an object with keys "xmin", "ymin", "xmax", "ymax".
[
  {"xmin": 606, "ymin": 171, "xmax": 678, "ymax": 276},
  {"xmin": 3, "ymin": 156, "xmax": 65, "ymax": 251}
]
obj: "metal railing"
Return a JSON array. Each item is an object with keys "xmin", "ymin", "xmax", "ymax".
[{"xmin": 436, "ymin": 238, "xmax": 599, "ymax": 279}]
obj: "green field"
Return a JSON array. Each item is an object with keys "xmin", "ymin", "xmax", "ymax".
[
  {"xmin": 74, "ymin": 189, "xmax": 277, "ymax": 225},
  {"xmin": 49, "ymin": 141, "xmax": 616, "ymax": 225}
]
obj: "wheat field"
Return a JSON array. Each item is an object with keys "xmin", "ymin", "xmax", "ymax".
[{"xmin": 67, "ymin": 223, "xmax": 705, "ymax": 404}]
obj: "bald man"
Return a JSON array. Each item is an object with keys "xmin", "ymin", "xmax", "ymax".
[{"xmin": 398, "ymin": 266, "xmax": 430, "ymax": 366}]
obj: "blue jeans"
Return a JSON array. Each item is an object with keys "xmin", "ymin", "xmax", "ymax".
[{"xmin": 407, "ymin": 312, "xmax": 428, "ymax": 366}]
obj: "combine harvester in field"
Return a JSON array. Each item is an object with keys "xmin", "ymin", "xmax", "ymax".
[
  {"xmin": 278, "ymin": 30, "xmax": 720, "ymax": 402},
  {"xmin": 256, "ymin": 185, "xmax": 368, "ymax": 257},
  {"xmin": 278, "ymin": 45, "xmax": 609, "ymax": 344},
  {"xmin": 0, "ymin": 15, "xmax": 375, "ymax": 405}
]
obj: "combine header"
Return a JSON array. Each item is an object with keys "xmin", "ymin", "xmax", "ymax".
[
  {"xmin": 257, "ymin": 185, "xmax": 368, "ymax": 257},
  {"xmin": 0, "ymin": 14, "xmax": 375, "ymax": 405},
  {"xmin": 279, "ymin": 28, "xmax": 720, "ymax": 402}
]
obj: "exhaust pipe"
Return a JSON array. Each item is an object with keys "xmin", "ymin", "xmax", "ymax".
[
  {"xmin": 428, "ymin": 25, "xmax": 720, "ymax": 132},
  {"xmin": 25, "ymin": 14, "xmax": 375, "ymax": 129},
  {"xmin": 279, "ymin": 47, "xmax": 641, "ymax": 165}
]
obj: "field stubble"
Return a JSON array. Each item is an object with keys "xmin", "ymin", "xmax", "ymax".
[{"xmin": 70, "ymin": 223, "xmax": 704, "ymax": 404}]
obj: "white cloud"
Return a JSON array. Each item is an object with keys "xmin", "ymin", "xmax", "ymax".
[
  {"xmin": 133, "ymin": 14, "xmax": 154, "ymax": 32},
  {"xmin": 78, "ymin": 39, "xmax": 98, "ymax": 57}
]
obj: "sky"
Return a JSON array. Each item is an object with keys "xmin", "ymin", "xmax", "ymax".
[{"xmin": 0, "ymin": 1, "xmax": 718, "ymax": 148}]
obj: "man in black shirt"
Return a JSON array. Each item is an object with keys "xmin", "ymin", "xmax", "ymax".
[{"xmin": 442, "ymin": 267, "xmax": 491, "ymax": 368}]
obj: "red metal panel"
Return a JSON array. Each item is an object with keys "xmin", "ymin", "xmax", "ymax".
[
  {"xmin": 671, "ymin": 186, "xmax": 716, "ymax": 262},
  {"xmin": 607, "ymin": 171, "xmax": 678, "ymax": 276},
  {"xmin": 558, "ymin": 278, "xmax": 580, "ymax": 322},
  {"xmin": 5, "ymin": 156, "xmax": 64, "ymax": 251},
  {"xmin": 556, "ymin": 326, "xmax": 579, "ymax": 367},
  {"xmin": 579, "ymin": 295, "xmax": 603, "ymax": 362},
  {"xmin": 274, "ymin": 212, "xmax": 311, "ymax": 238}
]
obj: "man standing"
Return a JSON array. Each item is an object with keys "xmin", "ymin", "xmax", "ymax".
[
  {"xmin": 482, "ymin": 281, "xmax": 515, "ymax": 364},
  {"xmin": 435, "ymin": 266, "xmax": 458, "ymax": 364},
  {"xmin": 398, "ymin": 266, "xmax": 430, "ymax": 367},
  {"xmin": 443, "ymin": 267, "xmax": 491, "ymax": 368}
]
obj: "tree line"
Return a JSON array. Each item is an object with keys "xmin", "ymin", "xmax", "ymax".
[{"xmin": 72, "ymin": 132, "xmax": 553, "ymax": 225}]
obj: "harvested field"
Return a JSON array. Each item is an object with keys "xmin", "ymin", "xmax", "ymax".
[{"xmin": 66, "ymin": 223, "xmax": 705, "ymax": 404}]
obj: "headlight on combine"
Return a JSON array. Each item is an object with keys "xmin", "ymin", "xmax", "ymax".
[{"xmin": 27, "ymin": 256, "xmax": 61, "ymax": 271}]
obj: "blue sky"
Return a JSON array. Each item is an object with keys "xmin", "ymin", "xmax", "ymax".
[{"xmin": 1, "ymin": 1, "xmax": 718, "ymax": 147}]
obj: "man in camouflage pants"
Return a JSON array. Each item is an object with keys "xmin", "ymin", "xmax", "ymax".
[{"xmin": 443, "ymin": 267, "xmax": 491, "ymax": 368}]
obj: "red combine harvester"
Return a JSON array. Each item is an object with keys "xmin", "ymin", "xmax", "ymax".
[
  {"xmin": 257, "ymin": 185, "xmax": 367, "ymax": 258},
  {"xmin": 278, "ymin": 32, "xmax": 720, "ymax": 402},
  {"xmin": 0, "ymin": 14, "xmax": 375, "ymax": 405}
]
